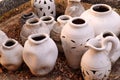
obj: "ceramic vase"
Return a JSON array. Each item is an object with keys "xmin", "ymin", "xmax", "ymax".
[
  {"xmin": 20, "ymin": 12, "xmax": 38, "ymax": 25},
  {"xmin": 33, "ymin": 0, "xmax": 56, "ymax": 18},
  {"xmin": 80, "ymin": 4, "xmax": 120, "ymax": 36},
  {"xmin": 65, "ymin": 0, "xmax": 85, "ymax": 17},
  {"xmin": 0, "ymin": 39, "xmax": 23, "ymax": 71},
  {"xmin": 50, "ymin": 15, "xmax": 71, "ymax": 53},
  {"xmin": 40, "ymin": 16, "xmax": 56, "ymax": 32},
  {"xmin": 23, "ymin": 33, "xmax": 58, "ymax": 76},
  {"xmin": 81, "ymin": 31, "xmax": 120, "ymax": 80},
  {"xmin": 60, "ymin": 17, "xmax": 95, "ymax": 69},
  {"xmin": 20, "ymin": 17, "xmax": 49, "ymax": 44}
]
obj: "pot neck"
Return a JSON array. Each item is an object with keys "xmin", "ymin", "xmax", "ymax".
[
  {"xmin": 40, "ymin": 16, "xmax": 55, "ymax": 24},
  {"xmin": 2, "ymin": 39, "xmax": 18, "ymax": 49},
  {"xmin": 69, "ymin": 17, "xmax": 88, "ymax": 28},
  {"xmin": 57, "ymin": 15, "xmax": 71, "ymax": 25},
  {"xmin": 22, "ymin": 12, "xmax": 35, "ymax": 19},
  {"xmin": 28, "ymin": 33, "xmax": 49, "ymax": 45},
  {"xmin": 90, "ymin": 4, "xmax": 112, "ymax": 16}
]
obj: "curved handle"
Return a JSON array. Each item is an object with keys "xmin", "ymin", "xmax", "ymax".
[{"xmin": 102, "ymin": 36, "xmax": 120, "ymax": 64}]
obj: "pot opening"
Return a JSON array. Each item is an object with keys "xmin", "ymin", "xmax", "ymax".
[
  {"xmin": 42, "ymin": 17, "xmax": 52, "ymax": 21},
  {"xmin": 103, "ymin": 32, "xmax": 113, "ymax": 38},
  {"xmin": 5, "ymin": 40, "xmax": 15, "ymax": 47},
  {"xmin": 72, "ymin": 19, "xmax": 85, "ymax": 24},
  {"xmin": 29, "ymin": 19, "xmax": 39, "ymax": 24},
  {"xmin": 60, "ymin": 16, "xmax": 70, "ymax": 20},
  {"xmin": 24, "ymin": 12, "xmax": 33, "ymax": 18},
  {"xmin": 93, "ymin": 5, "xmax": 109, "ymax": 12},
  {"xmin": 32, "ymin": 35, "xmax": 46, "ymax": 41}
]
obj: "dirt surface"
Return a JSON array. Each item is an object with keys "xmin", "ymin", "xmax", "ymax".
[{"xmin": 0, "ymin": 1, "xmax": 120, "ymax": 80}]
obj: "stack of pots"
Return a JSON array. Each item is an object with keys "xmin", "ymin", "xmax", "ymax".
[{"xmin": 0, "ymin": 0, "xmax": 120, "ymax": 79}]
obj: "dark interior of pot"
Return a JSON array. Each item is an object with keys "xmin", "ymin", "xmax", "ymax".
[
  {"xmin": 72, "ymin": 19, "xmax": 85, "ymax": 24},
  {"xmin": 103, "ymin": 32, "xmax": 113, "ymax": 38},
  {"xmin": 61, "ymin": 16, "xmax": 70, "ymax": 20},
  {"xmin": 5, "ymin": 40, "xmax": 15, "ymax": 47},
  {"xmin": 32, "ymin": 35, "xmax": 46, "ymax": 41},
  {"xmin": 29, "ymin": 19, "xmax": 38, "ymax": 24},
  {"xmin": 42, "ymin": 17, "xmax": 52, "ymax": 21},
  {"xmin": 93, "ymin": 5, "xmax": 109, "ymax": 12}
]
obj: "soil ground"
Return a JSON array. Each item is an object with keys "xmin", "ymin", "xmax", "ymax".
[{"xmin": 0, "ymin": 1, "xmax": 120, "ymax": 80}]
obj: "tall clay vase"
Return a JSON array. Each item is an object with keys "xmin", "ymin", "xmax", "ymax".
[
  {"xmin": 60, "ymin": 17, "xmax": 95, "ymax": 69},
  {"xmin": 23, "ymin": 33, "xmax": 58, "ymax": 76},
  {"xmin": 40, "ymin": 16, "xmax": 56, "ymax": 32},
  {"xmin": 50, "ymin": 15, "xmax": 71, "ymax": 53},
  {"xmin": 33, "ymin": 0, "xmax": 56, "ymax": 18},
  {"xmin": 81, "ymin": 32, "xmax": 120, "ymax": 80},
  {"xmin": 0, "ymin": 39, "xmax": 23, "ymax": 71},
  {"xmin": 20, "ymin": 17, "xmax": 49, "ymax": 44},
  {"xmin": 65, "ymin": 0, "xmax": 85, "ymax": 17},
  {"xmin": 80, "ymin": 4, "xmax": 120, "ymax": 36}
]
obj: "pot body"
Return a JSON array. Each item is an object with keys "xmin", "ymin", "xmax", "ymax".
[
  {"xmin": 60, "ymin": 17, "xmax": 94, "ymax": 69},
  {"xmin": 23, "ymin": 33, "xmax": 58, "ymax": 76},
  {"xmin": 80, "ymin": 4, "xmax": 120, "ymax": 36},
  {"xmin": 33, "ymin": 0, "xmax": 56, "ymax": 18},
  {"xmin": 65, "ymin": 0, "xmax": 85, "ymax": 17},
  {"xmin": 20, "ymin": 17, "xmax": 49, "ymax": 44},
  {"xmin": 50, "ymin": 15, "xmax": 71, "ymax": 53},
  {"xmin": 0, "ymin": 39, "xmax": 23, "ymax": 71}
]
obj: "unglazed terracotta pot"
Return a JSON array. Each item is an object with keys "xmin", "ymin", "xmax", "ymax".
[
  {"xmin": 0, "ymin": 39, "xmax": 23, "ymax": 71},
  {"xmin": 23, "ymin": 33, "xmax": 58, "ymax": 76},
  {"xmin": 33, "ymin": 0, "xmax": 56, "ymax": 18},
  {"xmin": 20, "ymin": 12, "xmax": 38, "ymax": 25},
  {"xmin": 81, "ymin": 31, "xmax": 120, "ymax": 80},
  {"xmin": 80, "ymin": 4, "xmax": 120, "ymax": 36},
  {"xmin": 50, "ymin": 15, "xmax": 71, "ymax": 53},
  {"xmin": 40, "ymin": 16, "xmax": 56, "ymax": 32},
  {"xmin": 20, "ymin": 17, "xmax": 49, "ymax": 44},
  {"xmin": 60, "ymin": 17, "xmax": 95, "ymax": 69},
  {"xmin": 65, "ymin": 0, "xmax": 85, "ymax": 17}
]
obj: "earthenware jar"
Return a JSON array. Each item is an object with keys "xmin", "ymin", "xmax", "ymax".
[
  {"xmin": 40, "ymin": 16, "xmax": 56, "ymax": 32},
  {"xmin": 81, "ymin": 32, "xmax": 120, "ymax": 80},
  {"xmin": 65, "ymin": 0, "xmax": 85, "ymax": 17},
  {"xmin": 0, "ymin": 39, "xmax": 23, "ymax": 71},
  {"xmin": 80, "ymin": 4, "xmax": 120, "ymax": 36},
  {"xmin": 60, "ymin": 17, "xmax": 95, "ymax": 69},
  {"xmin": 50, "ymin": 15, "xmax": 71, "ymax": 53},
  {"xmin": 20, "ymin": 17, "xmax": 49, "ymax": 44},
  {"xmin": 33, "ymin": 0, "xmax": 56, "ymax": 18},
  {"xmin": 23, "ymin": 33, "xmax": 58, "ymax": 76},
  {"xmin": 20, "ymin": 12, "xmax": 38, "ymax": 25}
]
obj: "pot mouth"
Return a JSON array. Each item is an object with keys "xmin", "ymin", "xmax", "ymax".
[
  {"xmin": 40, "ymin": 16, "xmax": 54, "ymax": 24},
  {"xmin": 102, "ymin": 31, "xmax": 114, "ymax": 38},
  {"xmin": 3, "ymin": 39, "xmax": 18, "ymax": 49},
  {"xmin": 26, "ymin": 17, "xmax": 40, "ymax": 25},
  {"xmin": 28, "ymin": 33, "xmax": 49, "ymax": 44},
  {"xmin": 69, "ymin": 17, "xmax": 87, "ymax": 28},
  {"xmin": 22, "ymin": 12, "xmax": 34, "ymax": 19},
  {"xmin": 90, "ymin": 4, "xmax": 112, "ymax": 14},
  {"xmin": 57, "ymin": 15, "xmax": 71, "ymax": 23}
]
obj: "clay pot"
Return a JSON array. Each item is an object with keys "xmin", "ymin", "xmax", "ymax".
[
  {"xmin": 23, "ymin": 33, "xmax": 58, "ymax": 76},
  {"xmin": 80, "ymin": 4, "xmax": 120, "ymax": 36},
  {"xmin": 50, "ymin": 15, "xmax": 71, "ymax": 53},
  {"xmin": 60, "ymin": 17, "xmax": 95, "ymax": 69},
  {"xmin": 40, "ymin": 16, "xmax": 56, "ymax": 32},
  {"xmin": 81, "ymin": 31, "xmax": 120, "ymax": 80},
  {"xmin": 65, "ymin": 0, "xmax": 85, "ymax": 17},
  {"xmin": 20, "ymin": 17, "xmax": 49, "ymax": 44},
  {"xmin": 0, "ymin": 39, "xmax": 23, "ymax": 71},
  {"xmin": 33, "ymin": 0, "xmax": 56, "ymax": 18}
]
